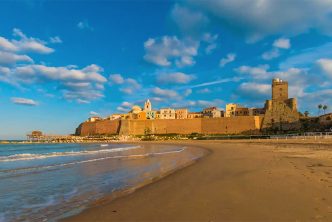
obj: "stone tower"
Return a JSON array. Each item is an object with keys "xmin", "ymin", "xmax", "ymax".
[
  {"xmin": 272, "ymin": 78, "xmax": 288, "ymax": 101},
  {"xmin": 144, "ymin": 99, "xmax": 152, "ymax": 111},
  {"xmin": 262, "ymin": 78, "xmax": 300, "ymax": 131}
]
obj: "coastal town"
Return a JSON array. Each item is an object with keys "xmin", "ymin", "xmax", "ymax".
[{"xmin": 75, "ymin": 78, "xmax": 332, "ymax": 138}]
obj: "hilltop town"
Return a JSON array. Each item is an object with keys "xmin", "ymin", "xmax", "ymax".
[{"xmin": 74, "ymin": 78, "xmax": 332, "ymax": 138}]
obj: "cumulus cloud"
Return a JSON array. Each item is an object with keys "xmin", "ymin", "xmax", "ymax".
[
  {"xmin": 180, "ymin": 0, "xmax": 332, "ymax": 41},
  {"xmin": 219, "ymin": 53, "xmax": 236, "ymax": 67},
  {"xmin": 144, "ymin": 36, "xmax": 199, "ymax": 67},
  {"xmin": 315, "ymin": 58, "xmax": 332, "ymax": 79},
  {"xmin": 109, "ymin": 74, "xmax": 125, "ymax": 84},
  {"xmin": 49, "ymin": 36, "xmax": 62, "ymax": 44},
  {"xmin": 202, "ymin": 33, "xmax": 218, "ymax": 54},
  {"xmin": 116, "ymin": 101, "xmax": 134, "ymax": 112},
  {"xmin": 1, "ymin": 64, "xmax": 107, "ymax": 103},
  {"xmin": 109, "ymin": 73, "xmax": 141, "ymax": 94},
  {"xmin": 262, "ymin": 38, "xmax": 291, "ymax": 60},
  {"xmin": 157, "ymin": 72, "xmax": 195, "ymax": 84},
  {"xmin": 236, "ymin": 65, "xmax": 271, "ymax": 79},
  {"xmin": 262, "ymin": 49, "xmax": 280, "ymax": 60},
  {"xmin": 0, "ymin": 51, "xmax": 33, "ymax": 66},
  {"xmin": 0, "ymin": 28, "xmax": 54, "ymax": 58},
  {"xmin": 152, "ymin": 87, "xmax": 179, "ymax": 98},
  {"xmin": 273, "ymin": 38, "xmax": 291, "ymax": 49},
  {"xmin": 280, "ymin": 42, "xmax": 332, "ymax": 69},
  {"xmin": 238, "ymin": 82, "xmax": 270, "ymax": 99},
  {"xmin": 11, "ymin": 28, "xmax": 54, "ymax": 54},
  {"xmin": 11, "ymin": 97, "xmax": 38, "ymax": 106}
]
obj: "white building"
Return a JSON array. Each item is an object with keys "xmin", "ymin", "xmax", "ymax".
[{"xmin": 159, "ymin": 108, "xmax": 176, "ymax": 119}]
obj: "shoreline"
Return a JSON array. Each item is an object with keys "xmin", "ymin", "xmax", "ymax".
[
  {"xmin": 60, "ymin": 143, "xmax": 210, "ymax": 221},
  {"xmin": 65, "ymin": 140, "xmax": 332, "ymax": 221}
]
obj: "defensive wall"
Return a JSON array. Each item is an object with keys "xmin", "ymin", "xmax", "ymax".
[{"xmin": 76, "ymin": 116, "xmax": 263, "ymax": 136}]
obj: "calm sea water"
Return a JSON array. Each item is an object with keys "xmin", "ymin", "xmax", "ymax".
[{"xmin": 0, "ymin": 143, "xmax": 205, "ymax": 222}]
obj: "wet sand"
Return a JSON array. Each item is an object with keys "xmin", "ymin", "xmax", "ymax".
[{"xmin": 65, "ymin": 140, "xmax": 332, "ymax": 221}]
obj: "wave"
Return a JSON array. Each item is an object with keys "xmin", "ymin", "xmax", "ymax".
[
  {"xmin": 0, "ymin": 146, "xmax": 141, "ymax": 162},
  {"xmin": 0, "ymin": 147, "xmax": 186, "ymax": 177}
]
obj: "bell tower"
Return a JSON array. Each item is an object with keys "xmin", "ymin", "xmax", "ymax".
[{"xmin": 144, "ymin": 99, "xmax": 152, "ymax": 111}]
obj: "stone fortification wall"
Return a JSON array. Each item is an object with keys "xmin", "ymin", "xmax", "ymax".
[
  {"xmin": 77, "ymin": 116, "xmax": 263, "ymax": 136},
  {"xmin": 120, "ymin": 118, "xmax": 202, "ymax": 135},
  {"xmin": 77, "ymin": 119, "xmax": 121, "ymax": 136},
  {"xmin": 201, "ymin": 116, "xmax": 263, "ymax": 134}
]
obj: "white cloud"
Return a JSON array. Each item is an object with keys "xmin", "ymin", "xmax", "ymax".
[
  {"xmin": 89, "ymin": 111, "xmax": 99, "ymax": 116},
  {"xmin": 238, "ymin": 82, "xmax": 270, "ymax": 99},
  {"xmin": 0, "ymin": 28, "xmax": 54, "ymax": 54},
  {"xmin": 11, "ymin": 97, "xmax": 38, "ymax": 106},
  {"xmin": 184, "ymin": 88, "xmax": 192, "ymax": 96},
  {"xmin": 144, "ymin": 36, "xmax": 199, "ymax": 67},
  {"xmin": 219, "ymin": 53, "xmax": 236, "ymax": 67},
  {"xmin": 315, "ymin": 58, "xmax": 332, "ymax": 79},
  {"xmin": 0, "ymin": 51, "xmax": 33, "ymax": 65},
  {"xmin": 152, "ymin": 87, "xmax": 179, "ymax": 98},
  {"xmin": 109, "ymin": 74, "xmax": 125, "ymax": 84},
  {"xmin": 182, "ymin": 0, "xmax": 332, "ymax": 41},
  {"xmin": 157, "ymin": 72, "xmax": 195, "ymax": 84},
  {"xmin": 49, "ymin": 36, "xmax": 62, "ymax": 44},
  {"xmin": 262, "ymin": 49, "xmax": 280, "ymax": 60},
  {"xmin": 202, "ymin": 33, "xmax": 218, "ymax": 54},
  {"xmin": 1, "ymin": 64, "xmax": 107, "ymax": 103},
  {"xmin": 280, "ymin": 42, "xmax": 332, "ymax": 69},
  {"xmin": 172, "ymin": 99, "xmax": 224, "ymax": 109},
  {"xmin": 77, "ymin": 21, "xmax": 93, "ymax": 30},
  {"xmin": 262, "ymin": 38, "xmax": 291, "ymax": 60},
  {"xmin": 273, "ymin": 38, "xmax": 291, "ymax": 49},
  {"xmin": 116, "ymin": 101, "xmax": 134, "ymax": 112},
  {"xmin": 170, "ymin": 4, "xmax": 209, "ymax": 36},
  {"xmin": 109, "ymin": 74, "xmax": 141, "ymax": 95},
  {"xmin": 236, "ymin": 65, "xmax": 271, "ymax": 79}
]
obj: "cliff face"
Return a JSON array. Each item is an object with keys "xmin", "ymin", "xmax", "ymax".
[{"xmin": 76, "ymin": 116, "xmax": 263, "ymax": 136}]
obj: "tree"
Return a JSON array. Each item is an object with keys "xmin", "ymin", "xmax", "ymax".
[
  {"xmin": 304, "ymin": 111, "xmax": 309, "ymax": 117},
  {"xmin": 323, "ymin": 105, "xmax": 328, "ymax": 114},
  {"xmin": 318, "ymin": 104, "xmax": 323, "ymax": 115}
]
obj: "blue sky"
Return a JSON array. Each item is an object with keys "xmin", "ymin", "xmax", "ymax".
[{"xmin": 1, "ymin": 0, "xmax": 332, "ymax": 139}]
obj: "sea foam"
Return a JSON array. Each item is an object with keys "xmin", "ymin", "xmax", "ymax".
[{"xmin": 0, "ymin": 145, "xmax": 141, "ymax": 162}]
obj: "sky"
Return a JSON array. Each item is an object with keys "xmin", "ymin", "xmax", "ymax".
[{"xmin": 1, "ymin": 0, "xmax": 332, "ymax": 139}]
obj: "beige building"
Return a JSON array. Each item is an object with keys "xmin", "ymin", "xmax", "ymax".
[
  {"xmin": 234, "ymin": 107, "xmax": 249, "ymax": 116},
  {"xmin": 202, "ymin": 107, "xmax": 222, "ymax": 118},
  {"xmin": 176, "ymin": 109, "xmax": 188, "ymax": 119},
  {"xmin": 249, "ymin": 108, "xmax": 266, "ymax": 116},
  {"xmin": 225, "ymin": 104, "xmax": 247, "ymax": 117},
  {"xmin": 188, "ymin": 112, "xmax": 203, "ymax": 119},
  {"xmin": 159, "ymin": 108, "xmax": 176, "ymax": 119},
  {"xmin": 88, "ymin": 116, "xmax": 101, "ymax": 122}
]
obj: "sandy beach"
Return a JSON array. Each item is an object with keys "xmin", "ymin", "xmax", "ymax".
[{"xmin": 65, "ymin": 139, "xmax": 332, "ymax": 221}]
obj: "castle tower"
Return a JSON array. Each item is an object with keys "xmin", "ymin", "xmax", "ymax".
[
  {"xmin": 262, "ymin": 78, "xmax": 299, "ymax": 131},
  {"xmin": 144, "ymin": 99, "xmax": 152, "ymax": 111},
  {"xmin": 272, "ymin": 78, "xmax": 288, "ymax": 101}
]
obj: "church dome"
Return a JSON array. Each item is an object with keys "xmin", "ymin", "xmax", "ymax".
[{"xmin": 131, "ymin": 105, "xmax": 142, "ymax": 114}]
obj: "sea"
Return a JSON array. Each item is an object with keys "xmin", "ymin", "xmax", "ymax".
[{"xmin": 0, "ymin": 143, "xmax": 206, "ymax": 222}]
